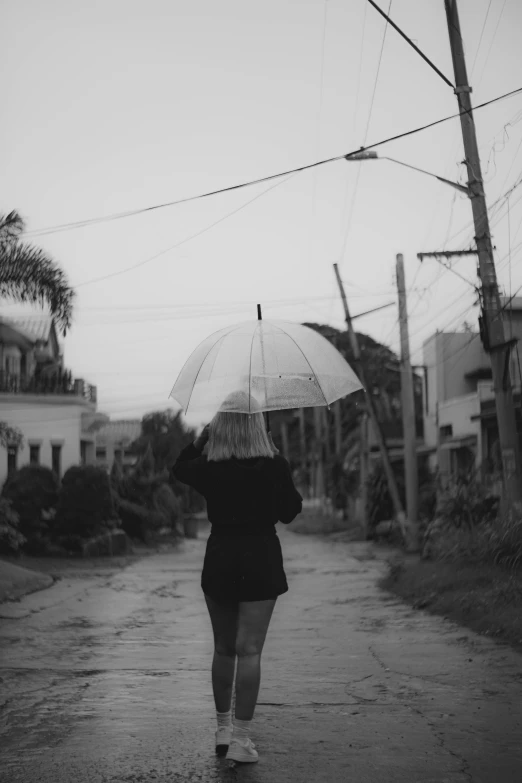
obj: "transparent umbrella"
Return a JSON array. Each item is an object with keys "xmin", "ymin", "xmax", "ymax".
[{"xmin": 169, "ymin": 319, "xmax": 362, "ymax": 418}]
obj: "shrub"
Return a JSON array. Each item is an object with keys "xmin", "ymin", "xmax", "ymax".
[
  {"xmin": 366, "ymin": 459, "xmax": 436, "ymax": 534},
  {"xmin": 0, "ymin": 498, "xmax": 26, "ymax": 555},
  {"xmin": 423, "ymin": 511, "xmax": 522, "ymax": 571},
  {"xmin": 2, "ymin": 465, "xmax": 60, "ymax": 541},
  {"xmin": 53, "ymin": 465, "xmax": 118, "ymax": 546},
  {"xmin": 152, "ymin": 483, "xmax": 181, "ymax": 529},
  {"xmin": 437, "ymin": 473, "xmax": 499, "ymax": 529},
  {"xmin": 113, "ymin": 495, "xmax": 166, "ymax": 541}
]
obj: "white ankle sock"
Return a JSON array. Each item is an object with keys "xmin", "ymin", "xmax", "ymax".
[
  {"xmin": 233, "ymin": 717, "xmax": 251, "ymax": 740},
  {"xmin": 216, "ymin": 709, "xmax": 232, "ymax": 729}
]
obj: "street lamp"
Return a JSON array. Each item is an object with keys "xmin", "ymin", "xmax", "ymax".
[{"xmin": 344, "ymin": 150, "xmax": 469, "ymax": 195}]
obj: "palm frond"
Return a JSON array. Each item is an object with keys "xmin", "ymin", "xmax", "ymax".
[
  {"xmin": 0, "ymin": 211, "xmax": 25, "ymax": 247},
  {"xmin": 0, "ymin": 241, "xmax": 75, "ymax": 334}
]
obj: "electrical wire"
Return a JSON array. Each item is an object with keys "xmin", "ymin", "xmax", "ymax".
[
  {"xmin": 74, "ymin": 172, "xmax": 296, "ymax": 288},
  {"xmin": 308, "ymin": 0, "xmax": 330, "ymax": 261},
  {"xmin": 476, "ymin": 0, "xmax": 508, "ymax": 89},
  {"xmin": 471, "ymin": 0, "xmax": 493, "ymax": 75},
  {"xmin": 365, "ymin": 0, "xmax": 454, "ymax": 88},
  {"xmin": 23, "ymin": 85, "xmax": 522, "ymax": 240},
  {"xmin": 363, "ymin": 0, "xmax": 392, "ymax": 144},
  {"xmin": 337, "ymin": 0, "xmax": 392, "ymax": 270}
]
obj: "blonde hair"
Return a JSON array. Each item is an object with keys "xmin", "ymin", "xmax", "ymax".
[{"xmin": 207, "ymin": 392, "xmax": 274, "ymax": 461}]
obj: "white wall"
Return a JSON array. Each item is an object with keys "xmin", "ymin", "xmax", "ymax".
[
  {"xmin": 0, "ymin": 395, "xmax": 92, "ymax": 486},
  {"xmin": 423, "ymin": 335, "xmax": 439, "ymax": 449},
  {"xmin": 438, "ymin": 393, "xmax": 481, "ymax": 438}
]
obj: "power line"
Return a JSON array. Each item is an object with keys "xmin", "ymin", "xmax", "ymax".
[
  {"xmin": 471, "ymin": 0, "xmax": 493, "ymax": 75},
  {"xmin": 366, "ymin": 0, "xmax": 454, "ymax": 88},
  {"xmin": 308, "ymin": 0, "xmax": 330, "ymax": 261},
  {"xmin": 476, "ymin": 0, "xmax": 508, "ymax": 89},
  {"xmin": 363, "ymin": 0, "xmax": 392, "ymax": 144},
  {"xmin": 74, "ymin": 173, "xmax": 296, "ymax": 288},
  {"xmin": 24, "ymin": 86, "xmax": 522, "ymax": 239},
  {"xmin": 338, "ymin": 0, "xmax": 391, "ymax": 270}
]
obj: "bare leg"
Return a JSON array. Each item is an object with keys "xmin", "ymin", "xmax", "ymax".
[
  {"xmin": 235, "ymin": 599, "xmax": 276, "ymax": 721},
  {"xmin": 204, "ymin": 595, "xmax": 238, "ymax": 713}
]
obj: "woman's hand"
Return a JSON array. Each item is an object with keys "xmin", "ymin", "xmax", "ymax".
[
  {"xmin": 194, "ymin": 424, "xmax": 210, "ymax": 452},
  {"xmin": 267, "ymin": 431, "xmax": 280, "ymax": 455}
]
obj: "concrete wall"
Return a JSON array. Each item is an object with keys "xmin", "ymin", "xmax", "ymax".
[
  {"xmin": 438, "ymin": 393, "xmax": 481, "ymax": 439},
  {"xmin": 0, "ymin": 395, "xmax": 94, "ymax": 486}
]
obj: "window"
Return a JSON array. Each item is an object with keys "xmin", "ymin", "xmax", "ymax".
[
  {"xmin": 96, "ymin": 447, "xmax": 107, "ymax": 461},
  {"xmin": 29, "ymin": 444, "xmax": 40, "ymax": 465},
  {"xmin": 7, "ymin": 446, "xmax": 17, "ymax": 477},
  {"xmin": 440, "ymin": 424, "xmax": 453, "ymax": 439},
  {"xmin": 52, "ymin": 444, "xmax": 62, "ymax": 478}
]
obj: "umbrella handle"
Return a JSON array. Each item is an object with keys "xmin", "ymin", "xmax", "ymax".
[{"xmin": 257, "ymin": 303, "xmax": 270, "ymax": 434}]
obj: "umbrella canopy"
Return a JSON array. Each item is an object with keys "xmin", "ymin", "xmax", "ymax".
[{"xmin": 170, "ymin": 319, "xmax": 362, "ymax": 417}]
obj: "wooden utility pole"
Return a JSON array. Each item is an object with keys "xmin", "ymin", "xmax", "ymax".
[
  {"xmin": 334, "ymin": 400, "xmax": 342, "ymax": 456},
  {"xmin": 298, "ymin": 408, "xmax": 308, "ymax": 494},
  {"xmin": 360, "ymin": 413, "xmax": 369, "ymax": 537},
  {"xmin": 334, "ymin": 263, "xmax": 417, "ymax": 550},
  {"xmin": 444, "ymin": 0, "xmax": 522, "ymax": 505},
  {"xmin": 396, "ymin": 254, "xmax": 419, "ymax": 550},
  {"xmin": 313, "ymin": 406, "xmax": 325, "ymax": 499},
  {"xmin": 280, "ymin": 419, "xmax": 289, "ymax": 461}
]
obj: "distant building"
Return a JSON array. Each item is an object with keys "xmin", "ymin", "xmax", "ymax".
[
  {"xmin": 422, "ymin": 296, "xmax": 522, "ymax": 488},
  {"xmin": 0, "ymin": 314, "xmax": 102, "ymax": 484},
  {"xmin": 94, "ymin": 419, "xmax": 141, "ymax": 474}
]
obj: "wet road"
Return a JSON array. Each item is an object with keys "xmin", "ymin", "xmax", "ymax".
[{"xmin": 1, "ymin": 524, "xmax": 522, "ymax": 782}]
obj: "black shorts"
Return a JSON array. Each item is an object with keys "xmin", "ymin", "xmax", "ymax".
[{"xmin": 201, "ymin": 533, "xmax": 288, "ymax": 604}]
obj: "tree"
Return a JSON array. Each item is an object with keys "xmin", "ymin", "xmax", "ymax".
[
  {"xmin": 0, "ymin": 211, "xmax": 75, "ymax": 335},
  {"xmin": 130, "ymin": 410, "xmax": 201, "ymax": 513},
  {"xmin": 0, "ymin": 211, "xmax": 76, "ymax": 461},
  {"xmin": 131, "ymin": 410, "xmax": 195, "ymax": 471}
]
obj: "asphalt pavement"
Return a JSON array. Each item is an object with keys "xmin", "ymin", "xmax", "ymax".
[{"xmin": 1, "ymin": 523, "xmax": 521, "ymax": 783}]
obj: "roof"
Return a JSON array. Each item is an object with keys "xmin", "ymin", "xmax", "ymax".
[
  {"xmin": 2, "ymin": 314, "xmax": 54, "ymax": 343},
  {"xmin": 96, "ymin": 419, "xmax": 142, "ymax": 446},
  {"xmin": 0, "ymin": 319, "xmax": 36, "ymax": 348}
]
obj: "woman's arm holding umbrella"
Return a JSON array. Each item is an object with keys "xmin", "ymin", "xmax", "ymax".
[{"xmin": 171, "ymin": 426, "xmax": 209, "ymax": 494}]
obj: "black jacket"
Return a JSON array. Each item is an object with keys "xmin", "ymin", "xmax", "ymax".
[{"xmin": 172, "ymin": 442, "xmax": 303, "ymax": 536}]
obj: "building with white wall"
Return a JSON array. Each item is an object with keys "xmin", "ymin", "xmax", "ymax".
[
  {"xmin": 0, "ymin": 314, "xmax": 103, "ymax": 486},
  {"xmin": 94, "ymin": 419, "xmax": 141, "ymax": 473},
  {"xmin": 423, "ymin": 297, "xmax": 522, "ymax": 484}
]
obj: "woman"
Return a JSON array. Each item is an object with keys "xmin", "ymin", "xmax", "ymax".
[{"xmin": 172, "ymin": 393, "xmax": 302, "ymax": 764}]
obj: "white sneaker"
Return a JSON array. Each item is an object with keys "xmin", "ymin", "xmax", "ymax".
[
  {"xmin": 215, "ymin": 726, "xmax": 232, "ymax": 756},
  {"xmin": 226, "ymin": 737, "xmax": 259, "ymax": 763}
]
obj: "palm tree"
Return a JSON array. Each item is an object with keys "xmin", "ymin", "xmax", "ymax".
[{"xmin": 0, "ymin": 211, "xmax": 74, "ymax": 335}]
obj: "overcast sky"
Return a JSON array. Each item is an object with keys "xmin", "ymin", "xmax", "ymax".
[{"xmin": 2, "ymin": 0, "xmax": 522, "ymax": 425}]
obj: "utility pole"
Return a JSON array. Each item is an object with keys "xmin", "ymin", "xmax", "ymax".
[
  {"xmin": 298, "ymin": 408, "xmax": 308, "ymax": 495},
  {"xmin": 334, "ymin": 400, "xmax": 342, "ymax": 457},
  {"xmin": 334, "ymin": 263, "xmax": 417, "ymax": 550},
  {"xmin": 444, "ymin": 0, "xmax": 522, "ymax": 505},
  {"xmin": 396, "ymin": 254, "xmax": 419, "ymax": 550},
  {"xmin": 313, "ymin": 406, "xmax": 325, "ymax": 501},
  {"xmin": 360, "ymin": 413, "xmax": 369, "ymax": 538},
  {"xmin": 280, "ymin": 418, "xmax": 289, "ymax": 461}
]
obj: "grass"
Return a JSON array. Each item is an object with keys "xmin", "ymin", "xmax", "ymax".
[{"xmin": 381, "ymin": 557, "xmax": 522, "ymax": 653}]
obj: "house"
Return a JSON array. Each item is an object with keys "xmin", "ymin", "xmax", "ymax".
[
  {"xmin": 0, "ymin": 314, "xmax": 104, "ymax": 485},
  {"xmin": 94, "ymin": 419, "xmax": 141, "ymax": 474},
  {"xmin": 422, "ymin": 297, "xmax": 522, "ymax": 486}
]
